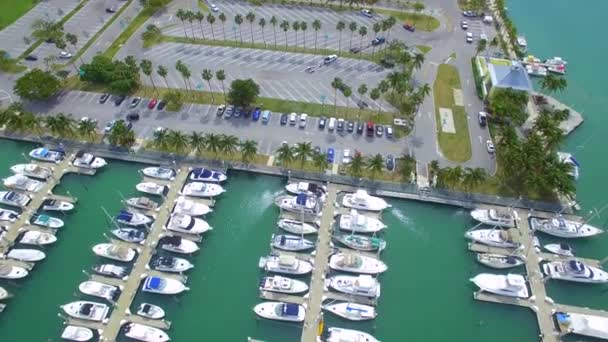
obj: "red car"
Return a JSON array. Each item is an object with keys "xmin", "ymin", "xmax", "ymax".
[
  {"xmin": 403, "ymin": 23, "xmax": 415, "ymax": 32},
  {"xmin": 147, "ymin": 98, "xmax": 158, "ymax": 109}
]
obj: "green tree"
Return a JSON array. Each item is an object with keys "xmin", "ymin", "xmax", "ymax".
[
  {"xmin": 246, "ymin": 12, "xmax": 256, "ymax": 45},
  {"xmin": 234, "ymin": 14, "xmax": 244, "ymax": 43},
  {"xmin": 77, "ymin": 118, "xmax": 97, "ymax": 140},
  {"xmin": 240, "ymin": 139, "xmax": 258, "ymax": 163},
  {"xmin": 385, "ymin": 16, "xmax": 396, "ymax": 40},
  {"xmin": 108, "ymin": 120, "xmax": 135, "ymax": 147},
  {"xmin": 413, "ymin": 53, "xmax": 425, "ymax": 70},
  {"xmin": 167, "ymin": 130, "xmax": 190, "ymax": 153},
  {"xmin": 219, "ymin": 13, "xmax": 227, "ymax": 40},
  {"xmin": 428, "ymin": 160, "xmax": 440, "ymax": 182},
  {"xmin": 312, "ymin": 19, "xmax": 321, "ymax": 52},
  {"xmin": 216, "ymin": 69, "xmax": 226, "ymax": 99},
  {"xmin": 348, "ymin": 153, "xmax": 365, "ymax": 177},
  {"xmin": 400, "ymin": 154, "xmax": 416, "ymax": 182},
  {"xmin": 462, "ymin": 167, "xmax": 486, "ymax": 192},
  {"xmin": 372, "ymin": 22, "xmax": 381, "ymax": 56},
  {"xmin": 14, "ymin": 69, "xmax": 61, "ymax": 101},
  {"xmin": 194, "ymin": 11, "xmax": 206, "ymax": 40},
  {"xmin": 176, "ymin": 9, "xmax": 189, "ymax": 38},
  {"xmin": 227, "ymin": 79, "xmax": 260, "ymax": 108},
  {"xmin": 65, "ymin": 32, "xmax": 83, "ymax": 64},
  {"xmin": 348, "ymin": 21, "xmax": 357, "ymax": 49},
  {"xmin": 219, "ymin": 134, "xmax": 239, "ymax": 155},
  {"xmin": 357, "ymin": 84, "xmax": 368, "ymax": 118},
  {"xmin": 201, "ymin": 69, "xmax": 214, "ymax": 102},
  {"xmin": 189, "ymin": 131, "xmax": 206, "ymax": 155},
  {"xmin": 275, "ymin": 144, "xmax": 294, "ymax": 166},
  {"xmin": 292, "ymin": 21, "xmax": 300, "ymax": 48},
  {"xmin": 358, "ymin": 26, "xmax": 367, "ymax": 48},
  {"xmin": 204, "ymin": 133, "xmax": 221, "ymax": 156},
  {"xmin": 270, "ymin": 16, "xmax": 278, "ymax": 48},
  {"xmin": 294, "ymin": 142, "xmax": 313, "ymax": 168},
  {"xmin": 258, "ymin": 18, "xmax": 267, "ymax": 45},
  {"xmin": 336, "ymin": 21, "xmax": 345, "ymax": 54},
  {"xmin": 540, "ymin": 74, "xmax": 567, "ymax": 96},
  {"xmin": 152, "ymin": 128, "xmax": 169, "ymax": 150},
  {"xmin": 175, "ymin": 60, "xmax": 192, "ymax": 94},
  {"xmin": 369, "ymin": 88, "xmax": 381, "ymax": 115},
  {"xmin": 140, "ymin": 59, "xmax": 158, "ymax": 95},
  {"xmin": 300, "ymin": 21, "xmax": 307, "ymax": 48},
  {"xmin": 413, "ymin": 1, "xmax": 425, "ymax": 18},
  {"xmin": 331, "ymin": 77, "xmax": 343, "ymax": 115},
  {"xmin": 45, "ymin": 113, "xmax": 75, "ymax": 137},
  {"xmin": 207, "ymin": 13, "xmax": 216, "ymax": 40},
  {"xmin": 341, "ymin": 85, "xmax": 352, "ymax": 115},
  {"xmin": 476, "ymin": 38, "xmax": 487, "ymax": 55},
  {"xmin": 186, "ymin": 10, "xmax": 196, "ymax": 38},
  {"xmin": 312, "ymin": 151, "xmax": 328, "ymax": 170},
  {"xmin": 157, "ymin": 64, "xmax": 169, "ymax": 88},
  {"xmin": 367, "ymin": 154, "xmax": 384, "ymax": 179},
  {"xmin": 280, "ymin": 20, "xmax": 290, "ymax": 50}
]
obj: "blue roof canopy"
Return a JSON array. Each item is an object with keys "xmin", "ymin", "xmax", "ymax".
[
  {"xmin": 146, "ymin": 276, "xmax": 162, "ymax": 289},
  {"xmin": 282, "ymin": 303, "xmax": 300, "ymax": 316},
  {"xmin": 296, "ymin": 193, "xmax": 307, "ymax": 205}
]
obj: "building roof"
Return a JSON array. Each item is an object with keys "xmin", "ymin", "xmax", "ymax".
[{"xmin": 487, "ymin": 59, "xmax": 533, "ymax": 92}]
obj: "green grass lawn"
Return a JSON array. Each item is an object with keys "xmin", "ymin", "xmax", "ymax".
[
  {"xmin": 433, "ymin": 64, "xmax": 472, "ymax": 162},
  {"xmin": 374, "ymin": 9, "xmax": 440, "ymax": 32},
  {"xmin": 0, "ymin": 0, "xmax": 37, "ymax": 30},
  {"xmin": 415, "ymin": 45, "xmax": 432, "ymax": 54}
]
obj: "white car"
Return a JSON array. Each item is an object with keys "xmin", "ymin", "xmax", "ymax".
[
  {"xmin": 155, "ymin": 127, "xmax": 167, "ymax": 136},
  {"xmin": 361, "ymin": 9, "xmax": 373, "ymax": 17},
  {"xmin": 323, "ymin": 55, "xmax": 338, "ymax": 65},
  {"xmin": 59, "ymin": 51, "xmax": 72, "ymax": 59},
  {"xmin": 480, "ymin": 33, "xmax": 488, "ymax": 41},
  {"xmin": 466, "ymin": 32, "xmax": 474, "ymax": 43},
  {"xmin": 289, "ymin": 112, "xmax": 297, "ymax": 125},
  {"xmin": 210, "ymin": 3, "xmax": 219, "ymax": 12},
  {"xmin": 80, "ymin": 117, "xmax": 97, "ymax": 125},
  {"xmin": 342, "ymin": 149, "xmax": 352, "ymax": 164},
  {"xmin": 385, "ymin": 125, "xmax": 393, "ymax": 138},
  {"xmin": 299, "ymin": 113, "xmax": 308, "ymax": 128},
  {"xmin": 486, "ymin": 140, "xmax": 495, "ymax": 153},
  {"xmin": 104, "ymin": 120, "xmax": 116, "ymax": 133}
]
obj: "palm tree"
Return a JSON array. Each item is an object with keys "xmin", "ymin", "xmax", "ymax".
[
  {"xmin": 348, "ymin": 21, "xmax": 357, "ymax": 49},
  {"xmin": 300, "ymin": 21, "xmax": 307, "ymax": 48},
  {"xmin": 175, "ymin": 60, "xmax": 192, "ymax": 94},
  {"xmin": 462, "ymin": 167, "xmax": 486, "ymax": 192},
  {"xmin": 336, "ymin": 21, "xmax": 345, "ymax": 54},
  {"xmin": 369, "ymin": 88, "xmax": 380, "ymax": 115},
  {"xmin": 65, "ymin": 33, "xmax": 83, "ymax": 64},
  {"xmin": 367, "ymin": 154, "xmax": 384, "ymax": 179},
  {"xmin": 358, "ymin": 26, "xmax": 367, "ymax": 48},
  {"xmin": 204, "ymin": 133, "xmax": 221, "ymax": 156},
  {"xmin": 219, "ymin": 134, "xmax": 239, "ymax": 155},
  {"xmin": 186, "ymin": 10, "xmax": 196, "ymax": 39},
  {"xmin": 234, "ymin": 14, "xmax": 244, "ymax": 43},
  {"xmin": 292, "ymin": 21, "xmax": 300, "ymax": 48},
  {"xmin": 45, "ymin": 113, "xmax": 75, "ymax": 137},
  {"xmin": 312, "ymin": 20, "xmax": 321, "ymax": 52},
  {"xmin": 445, "ymin": 165, "xmax": 464, "ymax": 188},
  {"xmin": 400, "ymin": 154, "xmax": 416, "ymax": 182},
  {"xmin": 176, "ymin": 9, "xmax": 189, "ymax": 38},
  {"xmin": 240, "ymin": 140, "xmax": 258, "ymax": 163},
  {"xmin": 205, "ymin": 14, "xmax": 216, "ymax": 40},
  {"xmin": 167, "ymin": 130, "xmax": 189, "ymax": 153},
  {"xmin": 540, "ymin": 74, "xmax": 567, "ymax": 96},
  {"xmin": 140, "ymin": 59, "xmax": 158, "ymax": 95},
  {"xmin": 348, "ymin": 153, "xmax": 365, "ymax": 177},
  {"xmin": 270, "ymin": 16, "xmax": 278, "ymax": 48},
  {"xmin": 246, "ymin": 12, "xmax": 256, "ymax": 45},
  {"xmin": 219, "ymin": 13, "xmax": 227, "ymax": 40},
  {"xmin": 216, "ymin": 69, "xmax": 226, "ymax": 99},
  {"xmin": 280, "ymin": 20, "xmax": 290, "ymax": 50},
  {"xmin": 259, "ymin": 18, "xmax": 267, "ymax": 46},
  {"xmin": 385, "ymin": 16, "xmax": 396, "ymax": 40},
  {"xmin": 331, "ymin": 77, "xmax": 343, "ymax": 115},
  {"xmin": 152, "ymin": 127, "xmax": 169, "ymax": 150},
  {"xmin": 372, "ymin": 22, "xmax": 381, "ymax": 56},
  {"xmin": 275, "ymin": 144, "xmax": 294, "ymax": 166},
  {"xmin": 109, "ymin": 120, "xmax": 135, "ymax": 147},
  {"xmin": 357, "ymin": 84, "xmax": 367, "ymax": 118},
  {"xmin": 157, "ymin": 65, "xmax": 169, "ymax": 89},
  {"xmin": 55, "ymin": 38, "xmax": 78, "ymax": 73},
  {"xmin": 195, "ymin": 11, "xmax": 206, "ymax": 40},
  {"xmin": 312, "ymin": 152, "xmax": 328, "ymax": 170},
  {"xmin": 413, "ymin": 53, "xmax": 425, "ymax": 70},
  {"xmin": 201, "ymin": 69, "xmax": 214, "ymax": 102},
  {"xmin": 190, "ymin": 131, "xmax": 205, "ymax": 155},
  {"xmin": 341, "ymin": 86, "xmax": 352, "ymax": 116},
  {"xmin": 294, "ymin": 142, "xmax": 313, "ymax": 168},
  {"xmin": 428, "ymin": 160, "xmax": 440, "ymax": 183}
]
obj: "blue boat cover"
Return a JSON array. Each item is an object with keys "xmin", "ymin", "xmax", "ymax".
[
  {"xmin": 282, "ymin": 303, "xmax": 300, "ymax": 316},
  {"xmin": 145, "ymin": 276, "xmax": 162, "ymax": 290},
  {"xmin": 38, "ymin": 148, "xmax": 49, "ymax": 156},
  {"xmin": 296, "ymin": 193, "xmax": 307, "ymax": 205},
  {"xmin": 117, "ymin": 210, "xmax": 133, "ymax": 221},
  {"xmin": 568, "ymin": 260, "xmax": 584, "ymax": 273},
  {"xmin": 193, "ymin": 168, "xmax": 212, "ymax": 178},
  {"xmin": 212, "ymin": 172, "xmax": 221, "ymax": 180},
  {"xmin": 555, "ymin": 312, "xmax": 569, "ymax": 323}
]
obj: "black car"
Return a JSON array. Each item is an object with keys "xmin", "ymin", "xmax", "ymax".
[
  {"xmin": 337, "ymin": 119, "xmax": 345, "ymax": 132},
  {"xmin": 126, "ymin": 111, "xmax": 140, "ymax": 121},
  {"xmin": 356, "ymin": 121, "xmax": 364, "ymax": 134},
  {"xmin": 280, "ymin": 113, "xmax": 288, "ymax": 125},
  {"xmin": 347, "ymin": 121, "xmax": 355, "ymax": 133},
  {"xmin": 386, "ymin": 155, "xmax": 395, "ymax": 171},
  {"xmin": 318, "ymin": 117, "xmax": 326, "ymax": 129},
  {"xmin": 234, "ymin": 107, "xmax": 242, "ymax": 118},
  {"xmin": 24, "ymin": 55, "xmax": 38, "ymax": 61},
  {"xmin": 349, "ymin": 47, "xmax": 361, "ymax": 54},
  {"xmin": 157, "ymin": 100, "xmax": 166, "ymax": 110},
  {"xmin": 375, "ymin": 124, "xmax": 384, "ymax": 137},
  {"xmin": 371, "ymin": 36, "xmax": 386, "ymax": 46},
  {"xmin": 106, "ymin": 6, "xmax": 116, "ymax": 13},
  {"xmin": 114, "ymin": 95, "xmax": 126, "ymax": 106},
  {"xmin": 99, "ymin": 93, "xmax": 110, "ymax": 104},
  {"xmin": 357, "ymin": 100, "xmax": 368, "ymax": 109}
]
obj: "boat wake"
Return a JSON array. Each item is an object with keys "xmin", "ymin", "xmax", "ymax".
[{"xmin": 389, "ymin": 207, "xmax": 426, "ymax": 238}]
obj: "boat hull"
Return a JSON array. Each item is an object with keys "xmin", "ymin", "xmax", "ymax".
[
  {"xmin": 324, "ymin": 302, "xmax": 377, "ymax": 321},
  {"xmin": 124, "ymin": 323, "xmax": 170, "ymax": 342},
  {"xmin": 253, "ymin": 302, "xmax": 305, "ymax": 322},
  {"xmin": 6, "ymin": 248, "xmax": 46, "ymax": 262}
]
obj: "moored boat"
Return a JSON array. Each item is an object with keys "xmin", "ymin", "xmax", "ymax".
[
  {"xmin": 158, "ymin": 235, "xmax": 200, "ymax": 254},
  {"xmin": 557, "ymin": 152, "xmax": 580, "ymax": 180},
  {"xmin": 41, "ymin": 198, "xmax": 74, "ymax": 211},
  {"xmin": 530, "ymin": 216, "xmax": 603, "ymax": 238},
  {"xmin": 0, "ymin": 191, "xmax": 31, "ymax": 207},
  {"xmin": 124, "ymin": 323, "xmax": 170, "ymax": 342},
  {"xmin": 181, "ymin": 182, "xmax": 225, "ymax": 198},
  {"xmin": 470, "ymin": 208, "xmax": 515, "ymax": 228},
  {"xmin": 10, "ymin": 163, "xmax": 52, "ymax": 180},
  {"xmin": 116, "ymin": 210, "xmax": 153, "ymax": 227},
  {"xmin": 259, "ymin": 254, "xmax": 313, "ymax": 275},
  {"xmin": 326, "ymin": 327, "xmax": 380, "ymax": 342},
  {"xmin": 124, "ymin": 197, "xmax": 159, "ymax": 211},
  {"xmin": 323, "ymin": 302, "xmax": 377, "ymax": 321},
  {"xmin": 253, "ymin": 302, "xmax": 305, "ymax": 322},
  {"xmin": 274, "ymin": 193, "xmax": 321, "ymax": 216},
  {"xmin": 476, "ymin": 253, "xmax": 524, "ymax": 269},
  {"xmin": 544, "ymin": 243, "xmax": 575, "ymax": 257},
  {"xmin": 329, "ymin": 253, "xmax": 387, "ymax": 274},
  {"xmin": 173, "ymin": 196, "xmax": 211, "ymax": 216},
  {"xmin": 141, "ymin": 276, "xmax": 189, "ymax": 295},
  {"xmin": 337, "ymin": 210, "xmax": 386, "ymax": 233},
  {"xmin": 464, "ymin": 229, "xmax": 520, "ymax": 248},
  {"xmin": 277, "ymin": 219, "xmax": 317, "ymax": 235},
  {"xmin": 342, "ymin": 190, "xmax": 390, "ymax": 212},
  {"xmin": 271, "ymin": 234, "xmax": 315, "ymax": 252},
  {"xmin": 72, "ymin": 152, "xmax": 106, "ymax": 169},
  {"xmin": 78, "ymin": 280, "xmax": 120, "ymax": 301},
  {"xmin": 0, "ymin": 264, "xmax": 28, "ymax": 279},
  {"xmin": 259, "ymin": 275, "xmax": 309, "ymax": 294},
  {"xmin": 470, "ymin": 273, "xmax": 529, "ymax": 298},
  {"xmin": 142, "ymin": 166, "xmax": 176, "ymax": 180},
  {"xmin": 3, "ymin": 174, "xmax": 44, "ymax": 192},
  {"xmin": 137, "ymin": 303, "xmax": 165, "ymax": 320},
  {"xmin": 29, "ymin": 147, "xmax": 64, "ymax": 163},
  {"xmin": 61, "ymin": 301, "xmax": 109, "ymax": 322},
  {"xmin": 555, "ymin": 311, "xmax": 608, "ymax": 341},
  {"xmin": 166, "ymin": 213, "xmax": 211, "ymax": 235},
  {"xmin": 111, "ymin": 228, "xmax": 146, "ymax": 243},
  {"xmin": 61, "ymin": 325, "xmax": 94, "ymax": 341},
  {"xmin": 285, "ymin": 181, "xmax": 326, "ymax": 201},
  {"xmin": 6, "ymin": 248, "xmax": 45, "ymax": 262},
  {"xmin": 542, "ymin": 260, "xmax": 608, "ymax": 283},
  {"xmin": 334, "ymin": 234, "xmax": 386, "ymax": 252},
  {"xmin": 92, "ymin": 264, "xmax": 128, "ymax": 279},
  {"xmin": 150, "ymin": 256, "xmax": 194, "ymax": 273},
  {"xmin": 29, "ymin": 213, "xmax": 64, "ymax": 228},
  {"xmin": 189, "ymin": 168, "xmax": 227, "ymax": 182},
  {"xmin": 18, "ymin": 230, "xmax": 57, "ymax": 245},
  {"xmin": 136, "ymin": 182, "xmax": 168, "ymax": 196},
  {"xmin": 327, "ymin": 275, "xmax": 381, "ymax": 299},
  {"xmin": 0, "ymin": 208, "xmax": 19, "ymax": 222},
  {"xmin": 92, "ymin": 244, "xmax": 136, "ymax": 262}
]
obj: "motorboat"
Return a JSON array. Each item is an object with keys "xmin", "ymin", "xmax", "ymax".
[
  {"xmin": 526, "ymin": 63, "xmax": 547, "ymax": 77},
  {"xmin": 271, "ymin": 234, "xmax": 315, "ymax": 252},
  {"xmin": 92, "ymin": 243, "xmax": 136, "ymax": 262},
  {"xmin": 334, "ymin": 234, "xmax": 386, "ymax": 252},
  {"xmin": 277, "ymin": 219, "xmax": 317, "ymax": 235},
  {"xmin": 323, "ymin": 302, "xmax": 377, "ymax": 321},
  {"xmin": 464, "ymin": 229, "xmax": 520, "ymax": 248},
  {"xmin": 92, "ymin": 264, "xmax": 128, "ymax": 279},
  {"xmin": 111, "ymin": 228, "xmax": 146, "ymax": 243},
  {"xmin": 0, "ymin": 191, "xmax": 31, "ymax": 207},
  {"xmin": 516, "ymin": 36, "xmax": 527, "ymax": 51},
  {"xmin": 30, "ymin": 213, "xmax": 64, "ymax": 228},
  {"xmin": 124, "ymin": 323, "xmax": 170, "ymax": 342},
  {"xmin": 137, "ymin": 303, "xmax": 165, "ymax": 319},
  {"xmin": 557, "ymin": 152, "xmax": 580, "ymax": 180},
  {"xmin": 274, "ymin": 193, "xmax": 321, "ymax": 216},
  {"xmin": 470, "ymin": 273, "xmax": 529, "ymax": 298},
  {"xmin": 253, "ymin": 302, "xmax": 305, "ymax": 322},
  {"xmin": 329, "ymin": 253, "xmax": 388, "ymax": 274},
  {"xmin": 166, "ymin": 213, "xmax": 211, "ymax": 235},
  {"xmin": 173, "ymin": 196, "xmax": 211, "ymax": 216},
  {"xmin": 10, "ymin": 163, "xmax": 52, "ymax": 180},
  {"xmin": 136, "ymin": 182, "xmax": 168, "ymax": 196},
  {"xmin": 141, "ymin": 276, "xmax": 189, "ymax": 294},
  {"xmin": 0, "ymin": 208, "xmax": 19, "ymax": 222},
  {"xmin": 545, "ymin": 56, "xmax": 567, "ymax": 66},
  {"xmin": 326, "ymin": 328, "xmax": 380, "ymax": 342},
  {"xmin": 189, "ymin": 167, "xmax": 227, "ymax": 182},
  {"xmin": 72, "ymin": 152, "xmax": 106, "ymax": 169},
  {"xmin": 6, "ymin": 248, "xmax": 46, "ymax": 262},
  {"xmin": 61, "ymin": 301, "xmax": 109, "ymax": 322},
  {"xmin": 327, "ymin": 275, "xmax": 381, "ymax": 298},
  {"xmin": 60, "ymin": 325, "xmax": 94, "ymax": 341},
  {"xmin": 530, "ymin": 216, "xmax": 603, "ymax": 238},
  {"xmin": 470, "ymin": 208, "xmax": 515, "ymax": 228},
  {"xmin": 548, "ymin": 64, "xmax": 566, "ymax": 75},
  {"xmin": 476, "ymin": 253, "xmax": 524, "ymax": 269},
  {"xmin": 159, "ymin": 236, "xmax": 200, "ymax": 254},
  {"xmin": 29, "ymin": 147, "xmax": 64, "ymax": 163},
  {"xmin": 18, "ymin": 230, "xmax": 57, "ymax": 245},
  {"xmin": 116, "ymin": 210, "xmax": 153, "ymax": 227},
  {"xmin": 544, "ymin": 243, "xmax": 575, "ymax": 257},
  {"xmin": 181, "ymin": 182, "xmax": 225, "ymax": 198},
  {"xmin": 78, "ymin": 280, "xmax": 120, "ymax": 301},
  {"xmin": 342, "ymin": 190, "xmax": 390, "ymax": 212},
  {"xmin": 543, "ymin": 260, "xmax": 608, "ymax": 283},
  {"xmin": 41, "ymin": 198, "xmax": 74, "ymax": 211},
  {"xmin": 337, "ymin": 210, "xmax": 386, "ymax": 233},
  {"xmin": 3, "ymin": 174, "xmax": 44, "ymax": 192},
  {"xmin": 125, "ymin": 197, "xmax": 159, "ymax": 211},
  {"xmin": 150, "ymin": 256, "xmax": 194, "ymax": 273},
  {"xmin": 0, "ymin": 286, "xmax": 8, "ymax": 300},
  {"xmin": 259, "ymin": 275, "xmax": 309, "ymax": 294},
  {"xmin": 0, "ymin": 264, "xmax": 28, "ymax": 279},
  {"xmin": 142, "ymin": 166, "xmax": 176, "ymax": 180},
  {"xmin": 285, "ymin": 181, "xmax": 326, "ymax": 201},
  {"xmin": 555, "ymin": 311, "xmax": 608, "ymax": 341},
  {"xmin": 259, "ymin": 255, "xmax": 313, "ymax": 275}
]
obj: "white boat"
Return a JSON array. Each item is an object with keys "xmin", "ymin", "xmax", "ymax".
[
  {"xmin": 125, "ymin": 197, "xmax": 159, "ymax": 211},
  {"xmin": 0, "ymin": 191, "xmax": 31, "ymax": 207},
  {"xmin": 29, "ymin": 147, "xmax": 64, "ymax": 163},
  {"xmin": 124, "ymin": 323, "xmax": 170, "ymax": 342},
  {"xmin": 526, "ymin": 63, "xmax": 547, "ymax": 77},
  {"xmin": 342, "ymin": 190, "xmax": 390, "ymax": 212},
  {"xmin": 516, "ymin": 36, "xmax": 527, "ymax": 50},
  {"xmin": 334, "ymin": 234, "xmax": 386, "ymax": 252},
  {"xmin": 557, "ymin": 152, "xmax": 580, "ymax": 180},
  {"xmin": 61, "ymin": 325, "xmax": 94, "ymax": 341},
  {"xmin": 285, "ymin": 181, "xmax": 326, "ymax": 200},
  {"xmin": 159, "ymin": 236, "xmax": 200, "ymax": 254},
  {"xmin": 545, "ymin": 56, "xmax": 567, "ymax": 66},
  {"xmin": 327, "ymin": 327, "xmax": 380, "ymax": 342},
  {"xmin": 30, "ymin": 213, "xmax": 64, "ymax": 228},
  {"xmin": 141, "ymin": 275, "xmax": 189, "ymax": 294},
  {"xmin": 470, "ymin": 208, "xmax": 515, "ymax": 228},
  {"xmin": 10, "ymin": 163, "xmax": 52, "ymax": 180},
  {"xmin": 464, "ymin": 229, "xmax": 520, "ymax": 248},
  {"xmin": 277, "ymin": 219, "xmax": 317, "ymax": 235},
  {"xmin": 530, "ymin": 216, "xmax": 603, "ymax": 238},
  {"xmin": 0, "ymin": 264, "xmax": 28, "ymax": 279},
  {"xmin": 0, "ymin": 286, "xmax": 8, "ymax": 300},
  {"xmin": 328, "ymin": 275, "xmax": 381, "ymax": 299},
  {"xmin": 555, "ymin": 311, "xmax": 608, "ymax": 341},
  {"xmin": 274, "ymin": 194, "xmax": 321, "ymax": 216},
  {"xmin": 92, "ymin": 264, "xmax": 128, "ymax": 279},
  {"xmin": 41, "ymin": 198, "xmax": 74, "ymax": 211},
  {"xmin": 476, "ymin": 253, "xmax": 524, "ymax": 269},
  {"xmin": 271, "ymin": 234, "xmax": 315, "ymax": 252},
  {"xmin": 338, "ymin": 210, "xmax": 386, "ymax": 233},
  {"xmin": 548, "ymin": 64, "xmax": 566, "ymax": 75},
  {"xmin": 166, "ymin": 214, "xmax": 211, "ymax": 235},
  {"xmin": 137, "ymin": 303, "xmax": 165, "ymax": 320},
  {"xmin": 78, "ymin": 280, "xmax": 120, "ymax": 301},
  {"xmin": 189, "ymin": 167, "xmax": 227, "ymax": 182},
  {"xmin": 3, "ymin": 174, "xmax": 44, "ymax": 192},
  {"xmin": 61, "ymin": 301, "xmax": 109, "ymax": 322},
  {"xmin": 111, "ymin": 228, "xmax": 146, "ymax": 243},
  {"xmin": 544, "ymin": 243, "xmax": 575, "ymax": 257},
  {"xmin": 470, "ymin": 273, "xmax": 529, "ymax": 298},
  {"xmin": 253, "ymin": 302, "xmax": 305, "ymax": 322},
  {"xmin": 329, "ymin": 253, "xmax": 388, "ymax": 275},
  {"xmin": 150, "ymin": 256, "xmax": 194, "ymax": 273},
  {"xmin": 6, "ymin": 248, "xmax": 45, "ymax": 262},
  {"xmin": 92, "ymin": 244, "xmax": 136, "ymax": 262},
  {"xmin": 136, "ymin": 182, "xmax": 168, "ymax": 196},
  {"xmin": 72, "ymin": 152, "xmax": 106, "ymax": 169},
  {"xmin": 259, "ymin": 275, "xmax": 309, "ymax": 294},
  {"xmin": 543, "ymin": 260, "xmax": 608, "ymax": 283},
  {"xmin": 0, "ymin": 208, "xmax": 19, "ymax": 222},
  {"xmin": 142, "ymin": 166, "xmax": 176, "ymax": 180},
  {"xmin": 181, "ymin": 182, "xmax": 225, "ymax": 198},
  {"xmin": 173, "ymin": 196, "xmax": 211, "ymax": 216},
  {"xmin": 259, "ymin": 255, "xmax": 313, "ymax": 275},
  {"xmin": 323, "ymin": 302, "xmax": 377, "ymax": 321},
  {"xmin": 116, "ymin": 210, "xmax": 153, "ymax": 226},
  {"xmin": 19, "ymin": 230, "xmax": 57, "ymax": 245}
]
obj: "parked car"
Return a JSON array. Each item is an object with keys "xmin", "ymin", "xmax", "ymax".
[
  {"xmin": 224, "ymin": 105, "xmax": 234, "ymax": 118},
  {"xmin": 480, "ymin": 33, "xmax": 488, "ymax": 41},
  {"xmin": 327, "ymin": 148, "xmax": 335, "ymax": 163},
  {"xmin": 466, "ymin": 32, "xmax": 474, "ymax": 43},
  {"xmin": 305, "ymin": 66, "xmax": 316, "ymax": 73},
  {"xmin": 478, "ymin": 111, "xmax": 488, "ymax": 127},
  {"xmin": 371, "ymin": 36, "xmax": 385, "ymax": 46},
  {"xmin": 261, "ymin": 110, "xmax": 271, "ymax": 123},
  {"xmin": 336, "ymin": 118, "xmax": 345, "ymax": 132},
  {"xmin": 323, "ymin": 54, "xmax": 338, "ymax": 64},
  {"xmin": 356, "ymin": 121, "xmax": 364, "ymax": 134},
  {"xmin": 313, "ymin": 146, "xmax": 321, "ymax": 155},
  {"xmin": 375, "ymin": 124, "xmax": 384, "ymax": 137},
  {"xmin": 357, "ymin": 100, "xmax": 369, "ymax": 109},
  {"xmin": 157, "ymin": 100, "xmax": 166, "ymax": 110},
  {"xmin": 99, "ymin": 93, "xmax": 110, "ymax": 104},
  {"xmin": 386, "ymin": 125, "xmax": 393, "ymax": 138},
  {"xmin": 347, "ymin": 121, "xmax": 355, "ymax": 133},
  {"xmin": 126, "ymin": 111, "xmax": 140, "ymax": 121},
  {"xmin": 147, "ymin": 98, "xmax": 158, "ymax": 109},
  {"xmin": 114, "ymin": 95, "xmax": 126, "ymax": 106},
  {"xmin": 463, "ymin": 10, "xmax": 478, "ymax": 17},
  {"xmin": 328, "ymin": 117, "xmax": 336, "ymax": 131},
  {"xmin": 154, "ymin": 126, "xmax": 167, "ymax": 136},
  {"xmin": 403, "ymin": 23, "xmax": 415, "ymax": 32},
  {"xmin": 130, "ymin": 97, "xmax": 141, "ymax": 108},
  {"xmin": 106, "ymin": 6, "xmax": 116, "ymax": 13},
  {"xmin": 461, "ymin": 20, "xmax": 469, "ymax": 30},
  {"xmin": 486, "ymin": 140, "xmax": 495, "ymax": 153},
  {"xmin": 252, "ymin": 107, "xmax": 261, "ymax": 121},
  {"xmin": 349, "ymin": 47, "xmax": 362, "ymax": 53},
  {"xmin": 342, "ymin": 149, "xmax": 352, "ymax": 164},
  {"xmin": 361, "ymin": 9, "xmax": 373, "ymax": 17},
  {"xmin": 366, "ymin": 121, "xmax": 374, "ymax": 137},
  {"xmin": 318, "ymin": 116, "xmax": 326, "ymax": 129},
  {"xmin": 216, "ymin": 104, "xmax": 226, "ymax": 116},
  {"xmin": 289, "ymin": 112, "xmax": 297, "ymax": 125},
  {"xmin": 233, "ymin": 107, "xmax": 243, "ymax": 118},
  {"xmin": 386, "ymin": 155, "xmax": 395, "ymax": 172},
  {"xmin": 299, "ymin": 113, "xmax": 308, "ymax": 128},
  {"xmin": 104, "ymin": 120, "xmax": 116, "ymax": 133},
  {"xmin": 24, "ymin": 55, "xmax": 38, "ymax": 61},
  {"xmin": 210, "ymin": 3, "xmax": 219, "ymax": 12},
  {"xmin": 59, "ymin": 51, "xmax": 72, "ymax": 59},
  {"xmin": 280, "ymin": 113, "xmax": 288, "ymax": 125}
]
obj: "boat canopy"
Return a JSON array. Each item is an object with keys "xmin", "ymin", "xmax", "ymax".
[
  {"xmin": 560, "ymin": 243, "xmax": 572, "ymax": 250},
  {"xmin": 36, "ymin": 215, "xmax": 50, "ymax": 223},
  {"xmin": 117, "ymin": 211, "xmax": 133, "ymax": 221},
  {"xmin": 282, "ymin": 303, "xmax": 300, "ymax": 316},
  {"xmin": 163, "ymin": 236, "xmax": 182, "ymax": 246},
  {"xmin": 568, "ymin": 260, "xmax": 585, "ymax": 273},
  {"xmin": 79, "ymin": 303, "xmax": 93, "ymax": 315},
  {"xmin": 146, "ymin": 277, "xmax": 162, "ymax": 290},
  {"xmin": 140, "ymin": 304, "xmax": 152, "ymax": 314},
  {"xmin": 159, "ymin": 257, "xmax": 174, "ymax": 267},
  {"xmin": 37, "ymin": 148, "xmax": 49, "ymax": 156},
  {"xmin": 296, "ymin": 193, "xmax": 307, "ymax": 205},
  {"xmin": 192, "ymin": 168, "xmax": 212, "ymax": 178}
]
